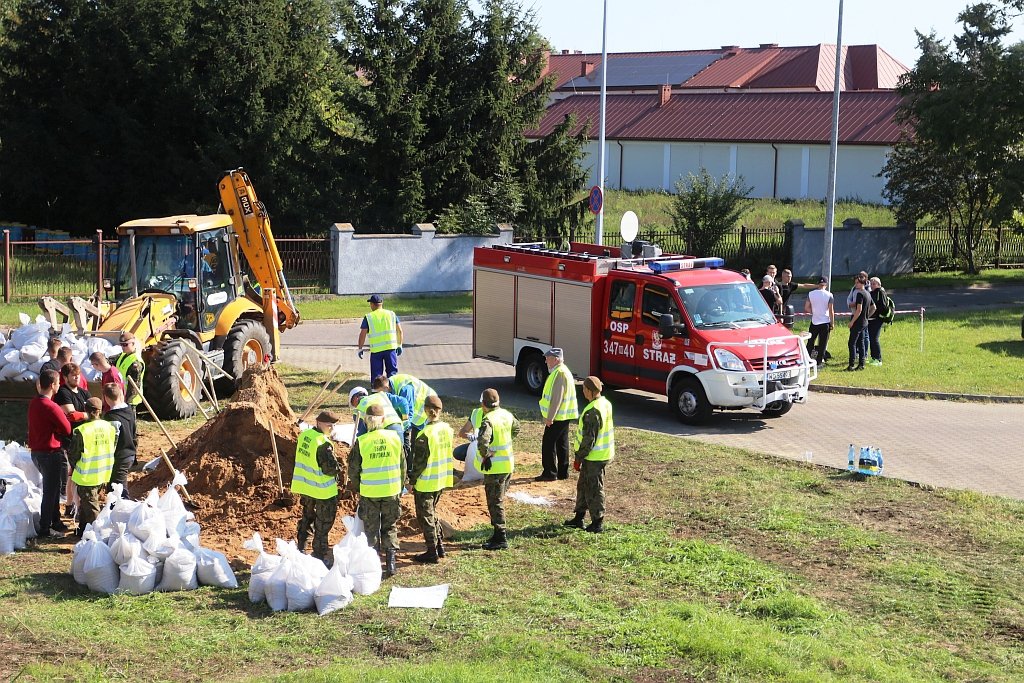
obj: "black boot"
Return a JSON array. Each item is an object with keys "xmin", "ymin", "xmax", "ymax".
[
  {"xmin": 385, "ymin": 549, "xmax": 398, "ymax": 577},
  {"xmin": 482, "ymin": 528, "xmax": 508, "ymax": 550},
  {"xmin": 296, "ymin": 533, "xmax": 308, "ymax": 554},
  {"xmin": 412, "ymin": 546, "xmax": 439, "ymax": 564},
  {"xmin": 585, "ymin": 518, "xmax": 604, "ymax": 533},
  {"xmin": 436, "ymin": 540, "xmax": 446, "ymax": 558},
  {"xmin": 563, "ymin": 513, "xmax": 585, "ymax": 529}
]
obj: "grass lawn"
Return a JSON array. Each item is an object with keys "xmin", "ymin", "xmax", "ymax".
[
  {"xmin": 806, "ymin": 308, "xmax": 1024, "ymax": 396},
  {"xmin": 2, "ymin": 365, "xmax": 1024, "ymax": 681}
]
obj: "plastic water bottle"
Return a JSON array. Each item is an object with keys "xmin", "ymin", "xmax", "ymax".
[
  {"xmin": 847, "ymin": 444, "xmax": 855, "ymax": 471},
  {"xmin": 874, "ymin": 447, "xmax": 884, "ymax": 473},
  {"xmin": 860, "ymin": 446, "xmax": 873, "ymax": 473}
]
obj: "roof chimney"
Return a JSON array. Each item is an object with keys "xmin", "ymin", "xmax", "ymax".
[
  {"xmin": 561, "ymin": 49, "xmax": 570, "ymax": 55},
  {"xmin": 581, "ymin": 60, "xmax": 596, "ymax": 77},
  {"xmin": 659, "ymin": 84, "xmax": 672, "ymax": 107},
  {"xmin": 721, "ymin": 45, "xmax": 740, "ymax": 50},
  {"xmin": 721, "ymin": 45, "xmax": 741, "ymax": 56},
  {"xmin": 759, "ymin": 43, "xmax": 779, "ymax": 49}
]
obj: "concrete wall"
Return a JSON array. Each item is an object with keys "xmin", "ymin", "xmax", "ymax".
[
  {"xmin": 791, "ymin": 219, "xmax": 915, "ymax": 278},
  {"xmin": 329, "ymin": 223, "xmax": 514, "ymax": 295},
  {"xmin": 583, "ymin": 140, "xmax": 891, "ymax": 204}
]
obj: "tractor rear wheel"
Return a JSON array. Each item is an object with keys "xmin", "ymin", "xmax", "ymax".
[
  {"xmin": 218, "ymin": 319, "xmax": 272, "ymax": 395},
  {"xmin": 146, "ymin": 340, "xmax": 201, "ymax": 420}
]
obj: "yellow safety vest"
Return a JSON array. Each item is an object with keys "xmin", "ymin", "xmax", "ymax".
[
  {"xmin": 538, "ymin": 363, "xmax": 579, "ymax": 421},
  {"xmin": 356, "ymin": 429, "xmax": 404, "ymax": 498},
  {"xmin": 573, "ymin": 396, "xmax": 615, "ymax": 462},
  {"xmin": 365, "ymin": 308, "xmax": 398, "ymax": 353},
  {"xmin": 70, "ymin": 420, "xmax": 118, "ymax": 487},
  {"xmin": 356, "ymin": 392, "xmax": 402, "ymax": 428},
  {"xmin": 482, "ymin": 408, "xmax": 515, "ymax": 475},
  {"xmin": 391, "ymin": 373, "xmax": 436, "ymax": 427},
  {"xmin": 114, "ymin": 352, "xmax": 145, "ymax": 406},
  {"xmin": 414, "ymin": 422, "xmax": 454, "ymax": 493},
  {"xmin": 291, "ymin": 429, "xmax": 339, "ymax": 499}
]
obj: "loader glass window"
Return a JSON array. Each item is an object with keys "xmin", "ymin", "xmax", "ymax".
[
  {"xmin": 640, "ymin": 285, "xmax": 680, "ymax": 327},
  {"xmin": 114, "ymin": 234, "xmax": 194, "ymax": 299},
  {"xmin": 608, "ymin": 280, "xmax": 635, "ymax": 321},
  {"xmin": 197, "ymin": 229, "xmax": 233, "ymax": 331}
]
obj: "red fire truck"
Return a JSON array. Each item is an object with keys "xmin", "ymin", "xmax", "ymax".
[{"xmin": 472, "ymin": 242, "xmax": 816, "ymax": 424}]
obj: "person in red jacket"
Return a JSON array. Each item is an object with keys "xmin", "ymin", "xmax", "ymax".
[{"xmin": 28, "ymin": 369, "xmax": 72, "ymax": 539}]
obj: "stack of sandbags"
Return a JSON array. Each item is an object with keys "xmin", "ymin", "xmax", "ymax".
[
  {"xmin": 245, "ymin": 515, "xmax": 375, "ymax": 616},
  {"xmin": 0, "ymin": 313, "xmax": 120, "ymax": 382},
  {"xmin": 71, "ymin": 479, "xmax": 237, "ymax": 595},
  {"xmin": 0, "ymin": 443, "xmax": 44, "ymax": 554}
]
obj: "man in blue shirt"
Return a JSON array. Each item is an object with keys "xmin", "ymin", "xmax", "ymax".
[{"xmin": 356, "ymin": 295, "xmax": 404, "ymax": 379}]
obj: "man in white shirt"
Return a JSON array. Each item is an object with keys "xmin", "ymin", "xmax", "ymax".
[{"xmin": 804, "ymin": 276, "xmax": 835, "ymax": 366}]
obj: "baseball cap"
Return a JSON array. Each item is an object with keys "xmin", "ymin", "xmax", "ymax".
[
  {"xmin": 316, "ymin": 410, "xmax": 340, "ymax": 424},
  {"xmin": 367, "ymin": 294, "xmax": 383, "ymax": 304},
  {"xmin": 817, "ymin": 276, "xmax": 828, "ymax": 285},
  {"xmin": 481, "ymin": 388, "xmax": 500, "ymax": 408},
  {"xmin": 86, "ymin": 397, "xmax": 103, "ymax": 412},
  {"xmin": 544, "ymin": 347, "xmax": 563, "ymax": 360},
  {"xmin": 583, "ymin": 376, "xmax": 603, "ymax": 394}
]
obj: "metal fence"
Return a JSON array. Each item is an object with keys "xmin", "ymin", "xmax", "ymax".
[
  {"xmin": 1, "ymin": 229, "xmax": 117, "ymax": 303},
  {"xmin": 274, "ymin": 235, "xmax": 331, "ymax": 293},
  {"xmin": 913, "ymin": 224, "xmax": 1024, "ymax": 270}
]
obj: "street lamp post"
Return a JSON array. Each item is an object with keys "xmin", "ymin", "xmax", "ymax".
[
  {"xmin": 822, "ymin": 0, "xmax": 844, "ymax": 284},
  {"xmin": 594, "ymin": 0, "xmax": 609, "ymax": 245}
]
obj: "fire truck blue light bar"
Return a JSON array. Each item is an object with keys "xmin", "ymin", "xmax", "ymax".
[{"xmin": 649, "ymin": 257, "xmax": 725, "ymax": 273}]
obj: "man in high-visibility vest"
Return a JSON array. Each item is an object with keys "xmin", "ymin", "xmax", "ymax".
[
  {"xmin": 564, "ymin": 377, "xmax": 614, "ymax": 534},
  {"xmin": 292, "ymin": 411, "xmax": 343, "ymax": 566},
  {"xmin": 536, "ymin": 347, "xmax": 578, "ymax": 482},
  {"xmin": 356, "ymin": 294, "xmax": 404, "ymax": 380},
  {"xmin": 68, "ymin": 397, "xmax": 118, "ymax": 535},
  {"xmin": 348, "ymin": 403, "xmax": 406, "ymax": 577},
  {"xmin": 111, "ymin": 333, "xmax": 144, "ymax": 436},
  {"xmin": 409, "ymin": 395, "xmax": 453, "ymax": 564},
  {"xmin": 389, "ymin": 372, "xmax": 436, "ymax": 466},
  {"xmin": 477, "ymin": 388, "xmax": 520, "ymax": 551}
]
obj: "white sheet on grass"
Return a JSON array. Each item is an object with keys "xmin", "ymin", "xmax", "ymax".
[
  {"xmin": 387, "ymin": 583, "xmax": 450, "ymax": 609},
  {"xmin": 506, "ymin": 491, "xmax": 553, "ymax": 506}
]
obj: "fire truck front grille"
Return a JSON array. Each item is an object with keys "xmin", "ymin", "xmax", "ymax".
[{"xmin": 748, "ymin": 353, "xmax": 802, "ymax": 371}]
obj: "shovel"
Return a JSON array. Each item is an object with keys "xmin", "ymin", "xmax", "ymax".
[{"xmin": 269, "ymin": 423, "xmax": 295, "ymax": 508}]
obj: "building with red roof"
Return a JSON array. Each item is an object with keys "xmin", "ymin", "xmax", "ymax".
[{"xmin": 532, "ymin": 43, "xmax": 910, "ymax": 204}]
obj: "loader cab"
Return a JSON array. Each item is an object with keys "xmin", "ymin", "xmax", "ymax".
[{"xmin": 113, "ymin": 215, "xmax": 240, "ymax": 334}]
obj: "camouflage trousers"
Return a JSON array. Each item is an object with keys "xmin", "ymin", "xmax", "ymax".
[
  {"xmin": 358, "ymin": 495, "xmax": 402, "ymax": 551},
  {"xmin": 413, "ymin": 490, "xmax": 443, "ymax": 548},
  {"xmin": 573, "ymin": 460, "xmax": 607, "ymax": 523},
  {"xmin": 483, "ymin": 473, "xmax": 511, "ymax": 531},
  {"xmin": 297, "ymin": 494, "xmax": 338, "ymax": 563},
  {"xmin": 77, "ymin": 484, "xmax": 104, "ymax": 531}
]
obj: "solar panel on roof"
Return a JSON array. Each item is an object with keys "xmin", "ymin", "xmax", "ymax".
[{"xmin": 564, "ymin": 54, "xmax": 722, "ymax": 89}]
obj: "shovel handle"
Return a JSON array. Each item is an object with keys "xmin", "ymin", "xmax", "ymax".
[
  {"xmin": 269, "ymin": 424, "xmax": 284, "ymax": 493},
  {"xmin": 160, "ymin": 448, "xmax": 193, "ymax": 503},
  {"xmin": 299, "ymin": 363, "xmax": 343, "ymax": 422}
]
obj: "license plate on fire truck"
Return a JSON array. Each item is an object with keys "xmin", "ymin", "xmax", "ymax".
[{"xmin": 766, "ymin": 368, "xmax": 795, "ymax": 381}]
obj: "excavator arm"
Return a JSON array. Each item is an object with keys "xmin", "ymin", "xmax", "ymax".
[{"xmin": 217, "ymin": 169, "xmax": 301, "ymax": 338}]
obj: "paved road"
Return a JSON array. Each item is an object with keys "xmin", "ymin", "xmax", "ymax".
[
  {"xmin": 789, "ymin": 282, "xmax": 1024, "ymax": 315},
  {"xmin": 281, "ymin": 313, "xmax": 1024, "ymax": 501}
]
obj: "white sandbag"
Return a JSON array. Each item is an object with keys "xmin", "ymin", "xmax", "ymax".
[
  {"xmin": 108, "ymin": 522, "xmax": 142, "ymax": 565},
  {"xmin": 109, "ymin": 498, "xmax": 140, "ymax": 526},
  {"xmin": 286, "ymin": 554, "xmax": 328, "ymax": 612},
  {"xmin": 337, "ymin": 514, "xmax": 365, "ymax": 549},
  {"xmin": 158, "ymin": 473, "xmax": 189, "ymax": 532},
  {"xmin": 0, "ymin": 361, "xmax": 27, "ymax": 379},
  {"xmin": 242, "ymin": 532, "xmax": 281, "ymax": 604},
  {"xmin": 158, "ymin": 546, "xmax": 198, "ymax": 592},
  {"xmin": 347, "ymin": 533, "xmax": 383, "ymax": 596},
  {"xmin": 195, "ymin": 546, "xmax": 238, "ymax": 589},
  {"xmin": 0, "ymin": 513, "xmax": 16, "ymax": 555},
  {"xmin": 265, "ymin": 539, "xmax": 297, "ymax": 611},
  {"xmin": 181, "ymin": 521, "xmax": 201, "ymax": 552},
  {"xmin": 71, "ymin": 527, "xmax": 97, "ymax": 584},
  {"xmin": 7, "ymin": 443, "xmax": 41, "ymax": 488},
  {"xmin": 145, "ymin": 553, "xmax": 165, "ymax": 586},
  {"xmin": 12, "ymin": 512, "xmax": 32, "ymax": 549},
  {"xmin": 118, "ymin": 555, "xmax": 158, "ymax": 595},
  {"xmin": 2, "ymin": 349, "xmax": 19, "ymax": 365},
  {"xmin": 19, "ymin": 343, "xmax": 45, "ymax": 364},
  {"xmin": 15, "ymin": 370, "xmax": 39, "ymax": 383},
  {"xmin": 127, "ymin": 489, "xmax": 163, "ymax": 542},
  {"xmin": 315, "ymin": 548, "xmax": 355, "ymax": 615},
  {"xmin": 83, "ymin": 538, "xmax": 120, "ymax": 595},
  {"xmin": 462, "ymin": 440, "xmax": 483, "ymax": 482},
  {"xmin": 28, "ymin": 359, "xmax": 45, "ymax": 373}
]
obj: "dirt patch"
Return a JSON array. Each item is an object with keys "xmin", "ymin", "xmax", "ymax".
[{"xmin": 126, "ymin": 367, "xmax": 561, "ymax": 565}]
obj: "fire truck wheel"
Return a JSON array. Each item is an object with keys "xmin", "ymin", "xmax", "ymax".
[
  {"xmin": 669, "ymin": 376, "xmax": 712, "ymax": 425},
  {"xmin": 516, "ymin": 351, "xmax": 548, "ymax": 396},
  {"xmin": 761, "ymin": 400, "xmax": 793, "ymax": 418}
]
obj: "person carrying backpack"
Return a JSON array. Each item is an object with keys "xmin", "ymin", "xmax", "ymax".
[{"xmin": 867, "ymin": 276, "xmax": 891, "ymax": 366}]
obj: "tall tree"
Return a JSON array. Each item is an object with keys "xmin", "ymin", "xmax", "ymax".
[
  {"xmin": 882, "ymin": 2, "xmax": 1024, "ymax": 273},
  {"xmin": 0, "ymin": 0, "xmax": 355, "ymax": 231}
]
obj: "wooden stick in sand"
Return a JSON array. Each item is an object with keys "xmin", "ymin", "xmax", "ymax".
[
  {"xmin": 299, "ymin": 363, "xmax": 343, "ymax": 422},
  {"xmin": 160, "ymin": 448, "xmax": 193, "ymax": 504}
]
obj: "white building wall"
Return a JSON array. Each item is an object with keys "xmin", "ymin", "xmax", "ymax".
[{"xmin": 580, "ymin": 140, "xmax": 891, "ymax": 203}]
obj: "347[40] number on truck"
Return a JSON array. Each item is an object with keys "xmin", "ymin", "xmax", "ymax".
[{"xmin": 471, "ymin": 242, "xmax": 817, "ymax": 425}]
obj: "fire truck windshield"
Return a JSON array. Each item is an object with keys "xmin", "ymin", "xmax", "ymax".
[{"xmin": 678, "ymin": 282, "xmax": 776, "ymax": 330}]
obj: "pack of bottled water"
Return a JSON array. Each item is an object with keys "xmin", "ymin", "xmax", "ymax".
[{"xmin": 847, "ymin": 444, "xmax": 884, "ymax": 476}]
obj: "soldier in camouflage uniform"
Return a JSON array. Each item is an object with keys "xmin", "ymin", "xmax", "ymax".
[
  {"xmin": 409, "ymin": 395, "xmax": 454, "ymax": 563},
  {"xmin": 348, "ymin": 403, "xmax": 406, "ymax": 577},
  {"xmin": 477, "ymin": 388, "xmax": 520, "ymax": 550},
  {"xmin": 293, "ymin": 411, "xmax": 343, "ymax": 566},
  {"xmin": 564, "ymin": 377, "xmax": 614, "ymax": 533}
]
